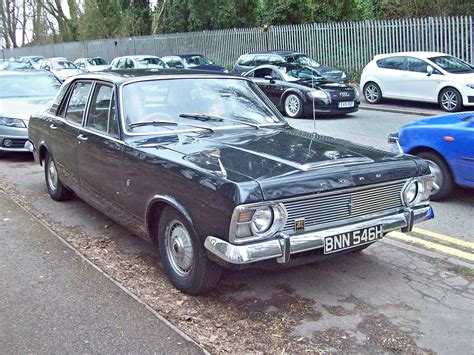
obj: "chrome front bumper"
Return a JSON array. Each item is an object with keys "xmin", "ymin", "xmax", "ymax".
[{"xmin": 204, "ymin": 206, "xmax": 434, "ymax": 265}]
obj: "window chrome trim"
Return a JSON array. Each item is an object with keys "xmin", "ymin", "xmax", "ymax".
[{"xmin": 118, "ymin": 76, "xmax": 286, "ymax": 137}]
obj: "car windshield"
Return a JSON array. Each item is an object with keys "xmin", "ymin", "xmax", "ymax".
[
  {"xmin": 123, "ymin": 78, "xmax": 285, "ymax": 134},
  {"xmin": 287, "ymin": 54, "xmax": 320, "ymax": 67},
  {"xmin": 137, "ymin": 57, "xmax": 167, "ymax": 68},
  {"xmin": 183, "ymin": 55, "xmax": 213, "ymax": 66},
  {"xmin": 279, "ymin": 65, "xmax": 324, "ymax": 81},
  {"xmin": 0, "ymin": 74, "xmax": 60, "ymax": 98},
  {"xmin": 53, "ymin": 61, "xmax": 77, "ymax": 70},
  {"xmin": 4, "ymin": 61, "xmax": 31, "ymax": 70},
  {"xmin": 87, "ymin": 58, "xmax": 107, "ymax": 65},
  {"xmin": 428, "ymin": 55, "xmax": 474, "ymax": 73}
]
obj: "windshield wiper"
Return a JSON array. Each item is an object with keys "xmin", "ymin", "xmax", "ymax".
[
  {"xmin": 128, "ymin": 120, "xmax": 214, "ymax": 132},
  {"xmin": 179, "ymin": 113, "xmax": 261, "ymax": 129}
]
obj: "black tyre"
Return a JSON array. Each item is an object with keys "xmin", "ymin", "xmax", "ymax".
[
  {"xmin": 44, "ymin": 152, "xmax": 73, "ymax": 201},
  {"xmin": 284, "ymin": 93, "xmax": 304, "ymax": 118},
  {"xmin": 439, "ymin": 87, "xmax": 462, "ymax": 112},
  {"xmin": 416, "ymin": 151, "xmax": 454, "ymax": 200},
  {"xmin": 363, "ymin": 82, "xmax": 382, "ymax": 104},
  {"xmin": 158, "ymin": 207, "xmax": 222, "ymax": 294}
]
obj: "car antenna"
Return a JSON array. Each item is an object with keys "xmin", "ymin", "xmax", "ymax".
[{"xmin": 312, "ymin": 70, "xmax": 316, "ymax": 131}]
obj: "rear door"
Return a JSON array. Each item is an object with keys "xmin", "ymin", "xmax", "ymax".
[
  {"xmin": 49, "ymin": 81, "xmax": 92, "ymax": 191},
  {"xmin": 375, "ymin": 56, "xmax": 405, "ymax": 98},
  {"xmin": 76, "ymin": 82, "xmax": 124, "ymax": 210}
]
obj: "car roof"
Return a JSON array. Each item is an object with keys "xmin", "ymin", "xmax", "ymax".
[
  {"xmin": 0, "ymin": 69, "xmax": 53, "ymax": 76},
  {"xmin": 246, "ymin": 50, "xmax": 302, "ymax": 56},
  {"xmin": 176, "ymin": 54, "xmax": 203, "ymax": 58},
  {"xmin": 373, "ymin": 51, "xmax": 448, "ymax": 60},
  {"xmin": 66, "ymin": 69, "xmax": 234, "ymax": 84}
]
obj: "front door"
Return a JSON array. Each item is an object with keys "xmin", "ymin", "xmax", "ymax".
[
  {"xmin": 401, "ymin": 57, "xmax": 440, "ymax": 102},
  {"xmin": 76, "ymin": 83, "xmax": 124, "ymax": 212},
  {"xmin": 49, "ymin": 81, "xmax": 92, "ymax": 190}
]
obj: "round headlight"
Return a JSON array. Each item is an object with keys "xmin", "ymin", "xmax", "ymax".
[
  {"xmin": 402, "ymin": 180, "xmax": 419, "ymax": 206},
  {"xmin": 251, "ymin": 206, "xmax": 274, "ymax": 234}
]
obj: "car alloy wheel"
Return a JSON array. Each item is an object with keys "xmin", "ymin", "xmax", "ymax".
[
  {"xmin": 426, "ymin": 160, "xmax": 444, "ymax": 195},
  {"xmin": 165, "ymin": 219, "xmax": 194, "ymax": 277},
  {"xmin": 284, "ymin": 94, "xmax": 302, "ymax": 118},
  {"xmin": 364, "ymin": 84, "xmax": 380, "ymax": 103},
  {"xmin": 440, "ymin": 90, "xmax": 459, "ymax": 111}
]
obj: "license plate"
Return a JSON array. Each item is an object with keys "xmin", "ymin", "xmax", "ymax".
[
  {"xmin": 323, "ymin": 225, "xmax": 383, "ymax": 254},
  {"xmin": 338, "ymin": 101, "xmax": 354, "ymax": 108}
]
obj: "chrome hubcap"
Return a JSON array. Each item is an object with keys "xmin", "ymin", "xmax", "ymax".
[
  {"xmin": 165, "ymin": 219, "xmax": 193, "ymax": 277},
  {"xmin": 427, "ymin": 160, "xmax": 443, "ymax": 195},
  {"xmin": 47, "ymin": 159, "xmax": 58, "ymax": 191},
  {"xmin": 285, "ymin": 95, "xmax": 300, "ymax": 116},
  {"xmin": 441, "ymin": 91, "xmax": 457, "ymax": 111},
  {"xmin": 365, "ymin": 85, "xmax": 379, "ymax": 103}
]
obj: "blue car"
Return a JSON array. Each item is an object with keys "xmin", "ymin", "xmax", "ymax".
[
  {"xmin": 391, "ymin": 112, "xmax": 474, "ymax": 200},
  {"xmin": 161, "ymin": 54, "xmax": 226, "ymax": 72}
]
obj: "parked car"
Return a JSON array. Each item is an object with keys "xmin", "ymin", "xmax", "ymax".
[
  {"xmin": 27, "ymin": 69, "xmax": 434, "ymax": 294},
  {"xmin": 74, "ymin": 57, "xmax": 110, "ymax": 72},
  {"xmin": 361, "ymin": 52, "xmax": 474, "ymax": 112},
  {"xmin": 389, "ymin": 111, "xmax": 474, "ymax": 200},
  {"xmin": 19, "ymin": 55, "xmax": 45, "ymax": 69},
  {"xmin": 40, "ymin": 58, "xmax": 84, "ymax": 81},
  {"xmin": 162, "ymin": 54, "xmax": 226, "ymax": 72},
  {"xmin": 110, "ymin": 55, "xmax": 168, "ymax": 70},
  {"xmin": 243, "ymin": 63, "xmax": 359, "ymax": 117},
  {"xmin": 2, "ymin": 59, "xmax": 33, "ymax": 70},
  {"xmin": 233, "ymin": 50, "xmax": 347, "ymax": 82},
  {"xmin": 0, "ymin": 70, "xmax": 61, "ymax": 154}
]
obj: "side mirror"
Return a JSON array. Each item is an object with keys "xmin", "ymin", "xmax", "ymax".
[{"xmin": 427, "ymin": 65, "xmax": 433, "ymax": 76}]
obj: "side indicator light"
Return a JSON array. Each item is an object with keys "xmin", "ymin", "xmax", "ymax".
[{"xmin": 444, "ymin": 136, "xmax": 455, "ymax": 142}]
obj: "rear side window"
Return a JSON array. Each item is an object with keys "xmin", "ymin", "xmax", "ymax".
[
  {"xmin": 87, "ymin": 84, "xmax": 113, "ymax": 133},
  {"xmin": 237, "ymin": 55, "xmax": 254, "ymax": 66},
  {"xmin": 64, "ymin": 82, "xmax": 92, "ymax": 125},
  {"xmin": 377, "ymin": 57, "xmax": 406, "ymax": 70}
]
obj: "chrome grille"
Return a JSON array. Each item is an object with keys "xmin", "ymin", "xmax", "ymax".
[{"xmin": 283, "ymin": 180, "xmax": 406, "ymax": 233}]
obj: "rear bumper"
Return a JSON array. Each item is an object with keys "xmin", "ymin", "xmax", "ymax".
[{"xmin": 204, "ymin": 205, "xmax": 433, "ymax": 266}]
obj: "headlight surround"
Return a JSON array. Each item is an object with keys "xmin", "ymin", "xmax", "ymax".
[
  {"xmin": 308, "ymin": 90, "xmax": 329, "ymax": 100},
  {"xmin": 401, "ymin": 177, "xmax": 433, "ymax": 207},
  {"xmin": 230, "ymin": 203, "xmax": 287, "ymax": 244},
  {"xmin": 467, "ymin": 84, "xmax": 474, "ymax": 89},
  {"xmin": 0, "ymin": 117, "xmax": 26, "ymax": 128}
]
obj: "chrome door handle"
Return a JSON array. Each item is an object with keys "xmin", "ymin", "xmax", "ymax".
[
  {"xmin": 77, "ymin": 134, "xmax": 88, "ymax": 141},
  {"xmin": 50, "ymin": 124, "xmax": 58, "ymax": 130}
]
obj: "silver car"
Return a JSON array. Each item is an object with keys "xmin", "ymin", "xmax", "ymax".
[{"xmin": 0, "ymin": 70, "xmax": 61, "ymax": 153}]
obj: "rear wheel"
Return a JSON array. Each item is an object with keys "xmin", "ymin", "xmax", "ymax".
[
  {"xmin": 416, "ymin": 151, "xmax": 454, "ymax": 200},
  {"xmin": 44, "ymin": 152, "xmax": 72, "ymax": 201},
  {"xmin": 158, "ymin": 207, "xmax": 222, "ymax": 294},
  {"xmin": 284, "ymin": 94, "xmax": 304, "ymax": 118},
  {"xmin": 363, "ymin": 82, "xmax": 382, "ymax": 104},
  {"xmin": 439, "ymin": 87, "xmax": 462, "ymax": 112}
]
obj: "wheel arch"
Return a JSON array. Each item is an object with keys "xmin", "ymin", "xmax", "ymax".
[
  {"xmin": 146, "ymin": 195, "xmax": 195, "ymax": 246},
  {"xmin": 407, "ymin": 146, "xmax": 454, "ymax": 176},
  {"xmin": 38, "ymin": 141, "xmax": 50, "ymax": 166},
  {"xmin": 280, "ymin": 88, "xmax": 308, "ymax": 106}
]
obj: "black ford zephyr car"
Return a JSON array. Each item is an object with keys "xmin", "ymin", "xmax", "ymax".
[
  {"xmin": 243, "ymin": 63, "xmax": 359, "ymax": 118},
  {"xmin": 27, "ymin": 70, "xmax": 434, "ymax": 294}
]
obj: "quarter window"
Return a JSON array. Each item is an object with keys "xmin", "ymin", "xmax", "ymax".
[
  {"xmin": 377, "ymin": 57, "xmax": 406, "ymax": 70},
  {"xmin": 87, "ymin": 84, "xmax": 113, "ymax": 133},
  {"xmin": 64, "ymin": 82, "xmax": 92, "ymax": 125},
  {"xmin": 109, "ymin": 94, "xmax": 119, "ymax": 138}
]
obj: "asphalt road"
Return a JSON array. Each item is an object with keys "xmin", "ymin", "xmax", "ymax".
[{"xmin": 0, "ymin": 108, "xmax": 472, "ymax": 353}]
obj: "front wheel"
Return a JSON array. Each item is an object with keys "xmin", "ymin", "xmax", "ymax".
[
  {"xmin": 44, "ymin": 152, "xmax": 72, "ymax": 201},
  {"xmin": 284, "ymin": 94, "xmax": 304, "ymax": 118},
  {"xmin": 439, "ymin": 87, "xmax": 462, "ymax": 112},
  {"xmin": 416, "ymin": 151, "xmax": 454, "ymax": 200},
  {"xmin": 158, "ymin": 207, "xmax": 222, "ymax": 294}
]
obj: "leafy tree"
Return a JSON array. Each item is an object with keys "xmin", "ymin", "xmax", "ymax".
[{"xmin": 260, "ymin": 0, "xmax": 312, "ymax": 25}]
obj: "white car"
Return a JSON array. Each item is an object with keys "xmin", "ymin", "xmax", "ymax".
[
  {"xmin": 360, "ymin": 52, "xmax": 474, "ymax": 112},
  {"xmin": 19, "ymin": 56, "xmax": 45, "ymax": 69},
  {"xmin": 110, "ymin": 55, "xmax": 168, "ymax": 70},
  {"xmin": 40, "ymin": 58, "xmax": 85, "ymax": 81},
  {"xmin": 74, "ymin": 57, "xmax": 110, "ymax": 72}
]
